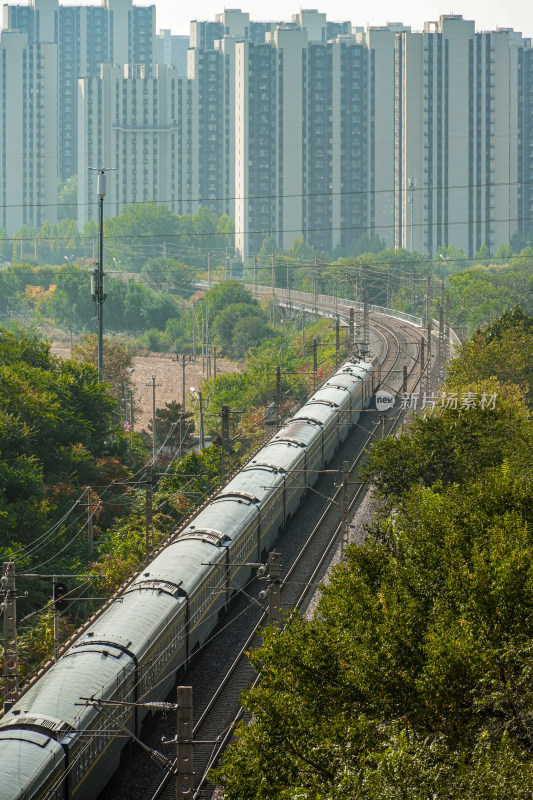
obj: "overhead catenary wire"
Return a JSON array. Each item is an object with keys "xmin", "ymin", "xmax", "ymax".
[
  {"xmin": 5, "ymin": 210, "xmax": 533, "ymax": 244},
  {"xmin": 2, "ymin": 174, "xmax": 533, "ymax": 211}
]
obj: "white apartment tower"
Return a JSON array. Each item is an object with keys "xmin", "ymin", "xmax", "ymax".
[
  {"xmin": 394, "ymin": 15, "xmax": 529, "ymax": 255},
  {"xmin": 0, "ymin": 30, "xmax": 57, "ymax": 232},
  {"xmin": 77, "ymin": 63, "xmax": 180, "ymax": 228},
  {"xmin": 3, "ymin": 0, "xmax": 155, "ymax": 182},
  {"xmin": 233, "ymin": 20, "xmax": 369, "ymax": 258}
]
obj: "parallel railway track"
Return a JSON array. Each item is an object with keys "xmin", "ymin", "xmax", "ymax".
[{"xmin": 133, "ymin": 313, "xmax": 424, "ymax": 800}]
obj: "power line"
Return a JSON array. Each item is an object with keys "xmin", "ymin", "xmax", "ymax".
[
  {"xmin": 4, "ymin": 211, "xmax": 533, "ymax": 246},
  {"xmin": 2, "ymin": 175, "xmax": 533, "ymax": 211}
]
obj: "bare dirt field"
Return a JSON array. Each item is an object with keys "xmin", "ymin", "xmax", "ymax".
[{"xmin": 51, "ymin": 343, "xmax": 239, "ymax": 433}]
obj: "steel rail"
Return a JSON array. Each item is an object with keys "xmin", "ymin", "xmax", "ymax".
[
  {"xmin": 146, "ymin": 316, "xmax": 423, "ymax": 800},
  {"xmin": 190, "ymin": 319, "xmax": 421, "ymax": 799}
]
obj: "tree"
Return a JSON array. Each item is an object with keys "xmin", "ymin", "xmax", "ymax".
[
  {"xmin": 231, "ymin": 316, "xmax": 273, "ymax": 359},
  {"xmin": 204, "ymin": 280, "xmax": 258, "ymax": 317},
  {"xmin": 213, "ymin": 303, "xmax": 266, "ymax": 356},
  {"xmin": 215, "ymin": 313, "xmax": 533, "ymax": 799},
  {"xmin": 57, "ymin": 175, "xmax": 78, "ymax": 221},
  {"xmin": 140, "ymin": 256, "xmax": 196, "ymax": 297},
  {"xmin": 361, "ymin": 379, "xmax": 531, "ymax": 503},
  {"xmin": 38, "ymin": 264, "xmax": 93, "ymax": 330},
  {"xmin": 216, "ymin": 465, "xmax": 533, "ymax": 800},
  {"xmin": 146, "ymin": 401, "xmax": 194, "ymax": 454},
  {"xmin": 0, "ymin": 327, "xmax": 121, "ymax": 556},
  {"xmin": 71, "ymin": 334, "xmax": 134, "ymax": 402},
  {"xmin": 104, "ymin": 202, "xmax": 180, "ymax": 271},
  {"xmin": 446, "ymin": 310, "xmax": 533, "ymax": 405}
]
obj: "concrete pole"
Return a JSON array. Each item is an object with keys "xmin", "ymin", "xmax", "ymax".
[
  {"xmin": 145, "ymin": 464, "xmax": 153, "ymax": 555},
  {"xmin": 341, "ymin": 462, "xmax": 349, "ymax": 560},
  {"xmin": 2, "ymin": 562, "xmax": 18, "ymax": 711},
  {"xmin": 87, "ymin": 487, "xmax": 93, "ymax": 555},
  {"xmin": 176, "ymin": 686, "xmax": 193, "ymax": 800},
  {"xmin": 267, "ymin": 552, "xmax": 281, "ymax": 626}
]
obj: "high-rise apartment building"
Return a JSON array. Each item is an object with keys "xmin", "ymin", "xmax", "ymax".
[
  {"xmin": 1, "ymin": 5, "xmax": 532, "ymax": 255},
  {"xmin": 393, "ymin": 15, "xmax": 530, "ymax": 255},
  {"xmin": 233, "ymin": 28, "xmax": 368, "ymax": 257},
  {"xmin": 0, "ymin": 30, "xmax": 57, "ymax": 231},
  {"xmin": 155, "ymin": 30, "xmax": 189, "ymax": 75},
  {"xmin": 3, "ymin": 0, "xmax": 155, "ymax": 181},
  {"xmin": 77, "ymin": 63, "xmax": 180, "ymax": 228},
  {"xmin": 521, "ymin": 47, "xmax": 533, "ymax": 239}
]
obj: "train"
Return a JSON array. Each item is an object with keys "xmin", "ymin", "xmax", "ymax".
[{"xmin": 0, "ymin": 354, "xmax": 380, "ymax": 800}]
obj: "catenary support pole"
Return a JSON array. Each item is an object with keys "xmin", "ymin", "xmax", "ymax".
[
  {"xmin": 2, "ymin": 562, "xmax": 18, "ymax": 712},
  {"xmin": 221, "ymin": 405, "xmax": 230, "ymax": 483},
  {"xmin": 313, "ymin": 338, "xmax": 318, "ymax": 391},
  {"xmin": 267, "ymin": 552, "xmax": 281, "ymax": 626},
  {"xmin": 276, "ymin": 366, "xmax": 282, "ymax": 428},
  {"xmin": 341, "ymin": 462, "xmax": 349, "ymax": 560},
  {"xmin": 87, "ymin": 487, "xmax": 93, "ymax": 555},
  {"xmin": 145, "ymin": 464, "xmax": 153, "ymax": 555},
  {"xmin": 52, "ymin": 574, "xmax": 59, "ymax": 661},
  {"xmin": 176, "ymin": 686, "xmax": 193, "ymax": 800}
]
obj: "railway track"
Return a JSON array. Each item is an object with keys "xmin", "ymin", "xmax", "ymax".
[{"xmin": 122, "ymin": 314, "xmax": 424, "ymax": 800}]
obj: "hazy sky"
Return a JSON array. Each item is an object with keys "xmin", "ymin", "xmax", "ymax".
[
  {"xmin": 3, "ymin": 1, "xmax": 530, "ymax": 39},
  {"xmin": 143, "ymin": 1, "xmax": 533, "ymax": 39}
]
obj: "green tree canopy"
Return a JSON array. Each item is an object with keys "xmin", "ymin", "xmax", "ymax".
[
  {"xmin": 204, "ymin": 280, "xmax": 258, "ymax": 317},
  {"xmin": 446, "ymin": 308, "xmax": 533, "ymax": 405}
]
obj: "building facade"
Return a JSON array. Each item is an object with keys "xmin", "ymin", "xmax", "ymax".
[
  {"xmin": 77, "ymin": 63, "xmax": 180, "ymax": 228},
  {"xmin": 393, "ymin": 16, "xmax": 530, "ymax": 255},
  {"xmin": 0, "ymin": 30, "xmax": 57, "ymax": 231},
  {"xmin": 1, "ymin": 5, "xmax": 533, "ymax": 255},
  {"xmin": 3, "ymin": 0, "xmax": 155, "ymax": 182}
]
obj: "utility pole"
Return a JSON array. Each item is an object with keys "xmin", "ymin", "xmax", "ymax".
[
  {"xmin": 356, "ymin": 267, "xmax": 362, "ymax": 344},
  {"xmin": 206, "ymin": 304, "xmax": 211, "ymax": 379},
  {"xmin": 335, "ymin": 317, "xmax": 340, "ymax": 369},
  {"xmin": 2, "ymin": 562, "xmax": 18, "ymax": 712},
  {"xmin": 176, "ymin": 686, "xmax": 193, "ymax": 800},
  {"xmin": 445, "ymin": 293, "xmax": 451, "ymax": 368},
  {"xmin": 207, "ymin": 252, "xmax": 211, "ymax": 286},
  {"xmin": 145, "ymin": 464, "xmax": 153, "ymax": 556},
  {"xmin": 200, "ymin": 308, "xmax": 205, "ymax": 375},
  {"xmin": 425, "ymin": 276, "xmax": 432, "ymax": 392},
  {"xmin": 341, "ymin": 462, "xmax": 349, "ymax": 560},
  {"xmin": 190, "ymin": 388, "xmax": 205, "ymax": 451},
  {"xmin": 259, "ymin": 552, "xmax": 282, "ymax": 626},
  {"xmin": 438, "ymin": 283, "xmax": 445, "ymax": 383},
  {"xmin": 420, "ymin": 338, "xmax": 425, "ymax": 391},
  {"xmin": 220, "ymin": 405, "xmax": 230, "ymax": 483},
  {"xmin": 173, "ymin": 354, "xmax": 193, "ymax": 411},
  {"xmin": 363, "ymin": 287, "xmax": 369, "ymax": 354},
  {"xmin": 90, "ymin": 167, "xmax": 114, "ymax": 381},
  {"xmin": 191, "ymin": 303, "xmax": 196, "ymax": 362},
  {"xmin": 87, "ymin": 487, "xmax": 94, "ymax": 555},
  {"xmin": 349, "ymin": 307, "xmax": 354, "ymax": 349},
  {"xmin": 213, "ymin": 346, "xmax": 217, "ymax": 378},
  {"xmin": 271, "ymin": 254, "xmax": 275, "ymax": 325},
  {"xmin": 313, "ymin": 257, "xmax": 318, "ymax": 320},
  {"xmin": 129, "ymin": 389, "xmax": 134, "ymax": 443},
  {"xmin": 313, "ymin": 338, "xmax": 318, "ymax": 391},
  {"xmin": 301, "ymin": 310, "xmax": 305, "ymax": 358},
  {"xmin": 52, "ymin": 575, "xmax": 60, "ymax": 661},
  {"xmin": 276, "ymin": 366, "xmax": 282, "ymax": 429},
  {"xmin": 146, "ymin": 374, "xmax": 161, "ymax": 463},
  {"xmin": 286, "ymin": 260, "xmax": 291, "ymax": 313},
  {"xmin": 253, "ymin": 256, "xmax": 258, "ymax": 298}
]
